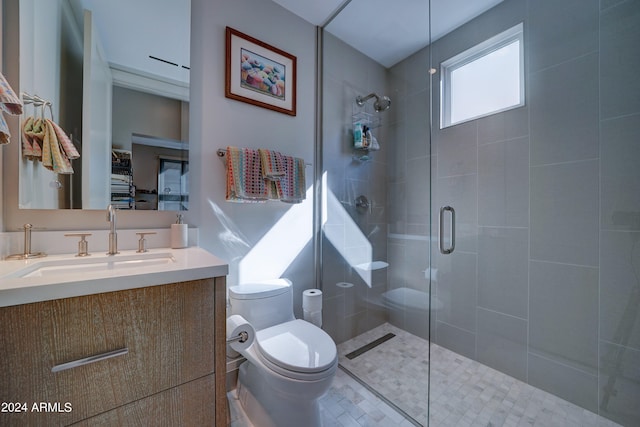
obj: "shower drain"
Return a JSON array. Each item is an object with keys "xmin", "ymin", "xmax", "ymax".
[{"xmin": 345, "ymin": 333, "xmax": 396, "ymax": 360}]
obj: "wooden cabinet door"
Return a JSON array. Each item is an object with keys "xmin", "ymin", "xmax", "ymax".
[{"xmin": 0, "ymin": 279, "xmax": 215, "ymax": 426}]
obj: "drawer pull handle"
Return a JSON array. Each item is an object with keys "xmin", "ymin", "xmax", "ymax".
[{"xmin": 51, "ymin": 347, "xmax": 129, "ymax": 373}]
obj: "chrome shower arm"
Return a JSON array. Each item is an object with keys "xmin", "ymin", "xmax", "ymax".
[{"xmin": 355, "ymin": 93, "xmax": 378, "ymax": 106}]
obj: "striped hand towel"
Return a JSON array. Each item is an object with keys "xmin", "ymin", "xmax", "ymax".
[
  {"xmin": 279, "ymin": 155, "xmax": 306, "ymax": 203},
  {"xmin": 225, "ymin": 146, "xmax": 269, "ymax": 203},
  {"xmin": 258, "ymin": 148, "xmax": 285, "ymax": 200},
  {"xmin": 258, "ymin": 148, "xmax": 306, "ymax": 203}
]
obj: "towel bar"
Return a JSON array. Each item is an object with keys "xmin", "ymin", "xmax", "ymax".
[{"xmin": 216, "ymin": 148, "xmax": 312, "ymax": 166}]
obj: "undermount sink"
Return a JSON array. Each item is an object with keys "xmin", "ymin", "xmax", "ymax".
[{"xmin": 7, "ymin": 252, "xmax": 175, "ymax": 279}]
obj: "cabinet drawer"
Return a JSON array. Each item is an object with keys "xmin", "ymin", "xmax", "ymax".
[
  {"xmin": 71, "ymin": 374, "xmax": 216, "ymax": 427},
  {"xmin": 0, "ymin": 279, "xmax": 215, "ymax": 426}
]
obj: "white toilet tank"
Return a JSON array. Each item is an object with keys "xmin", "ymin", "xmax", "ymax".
[{"xmin": 229, "ymin": 279, "xmax": 295, "ymax": 331}]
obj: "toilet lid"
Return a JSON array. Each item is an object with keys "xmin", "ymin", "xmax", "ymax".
[{"xmin": 256, "ymin": 319, "xmax": 337, "ymax": 374}]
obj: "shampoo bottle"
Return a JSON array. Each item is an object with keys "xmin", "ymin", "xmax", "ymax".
[{"xmin": 353, "ymin": 122, "xmax": 363, "ymax": 148}]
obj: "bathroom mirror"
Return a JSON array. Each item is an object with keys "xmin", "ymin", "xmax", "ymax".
[{"xmin": 17, "ymin": 0, "xmax": 190, "ymax": 211}]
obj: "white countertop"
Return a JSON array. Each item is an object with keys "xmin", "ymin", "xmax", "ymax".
[{"xmin": 0, "ymin": 247, "xmax": 228, "ymax": 308}]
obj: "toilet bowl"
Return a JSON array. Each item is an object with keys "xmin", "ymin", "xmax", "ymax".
[{"xmin": 229, "ymin": 279, "xmax": 337, "ymax": 427}]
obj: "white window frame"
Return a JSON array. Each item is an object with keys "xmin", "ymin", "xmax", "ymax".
[{"xmin": 440, "ymin": 22, "xmax": 525, "ymax": 128}]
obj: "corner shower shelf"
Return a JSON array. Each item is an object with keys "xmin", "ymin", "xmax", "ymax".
[{"xmin": 354, "ymin": 261, "xmax": 389, "ymax": 271}]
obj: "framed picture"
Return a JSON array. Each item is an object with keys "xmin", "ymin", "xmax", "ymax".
[{"xmin": 225, "ymin": 27, "xmax": 297, "ymax": 116}]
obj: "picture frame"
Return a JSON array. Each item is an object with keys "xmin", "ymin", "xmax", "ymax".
[{"xmin": 225, "ymin": 27, "xmax": 297, "ymax": 116}]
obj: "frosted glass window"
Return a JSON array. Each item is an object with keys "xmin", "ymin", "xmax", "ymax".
[{"xmin": 441, "ymin": 23, "xmax": 524, "ymax": 128}]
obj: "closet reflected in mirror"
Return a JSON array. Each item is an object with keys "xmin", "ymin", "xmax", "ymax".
[{"xmin": 17, "ymin": 0, "xmax": 190, "ymax": 210}]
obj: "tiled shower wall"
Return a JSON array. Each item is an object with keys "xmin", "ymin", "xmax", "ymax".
[
  {"xmin": 386, "ymin": 0, "xmax": 639, "ymax": 424},
  {"xmin": 321, "ymin": 33, "xmax": 390, "ymax": 344}
]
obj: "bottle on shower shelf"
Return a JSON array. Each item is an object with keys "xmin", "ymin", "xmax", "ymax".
[{"xmin": 353, "ymin": 122, "xmax": 364, "ymax": 149}]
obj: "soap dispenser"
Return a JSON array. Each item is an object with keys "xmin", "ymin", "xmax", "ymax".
[{"xmin": 171, "ymin": 214, "xmax": 188, "ymax": 249}]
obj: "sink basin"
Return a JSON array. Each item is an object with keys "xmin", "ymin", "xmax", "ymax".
[
  {"xmin": 0, "ymin": 247, "xmax": 229, "ymax": 309},
  {"xmin": 7, "ymin": 252, "xmax": 175, "ymax": 279}
]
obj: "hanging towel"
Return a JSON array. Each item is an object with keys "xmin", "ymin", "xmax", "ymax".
[
  {"xmin": 46, "ymin": 119, "xmax": 79, "ymax": 159},
  {"xmin": 28, "ymin": 117, "xmax": 46, "ymax": 152},
  {"xmin": 257, "ymin": 148, "xmax": 306, "ymax": 203},
  {"xmin": 225, "ymin": 146, "xmax": 269, "ymax": 202},
  {"xmin": 0, "ymin": 72, "xmax": 23, "ymax": 116},
  {"xmin": 279, "ymin": 155, "xmax": 306, "ymax": 203},
  {"xmin": 258, "ymin": 148, "xmax": 286, "ymax": 180},
  {"xmin": 21, "ymin": 116, "xmax": 42, "ymax": 158},
  {"xmin": 42, "ymin": 120, "xmax": 73, "ymax": 174},
  {"xmin": 258, "ymin": 148, "xmax": 286, "ymax": 200},
  {"xmin": 0, "ymin": 113, "xmax": 10, "ymax": 145}
]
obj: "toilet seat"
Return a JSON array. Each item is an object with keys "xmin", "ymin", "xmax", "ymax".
[{"xmin": 255, "ymin": 319, "xmax": 337, "ymax": 381}]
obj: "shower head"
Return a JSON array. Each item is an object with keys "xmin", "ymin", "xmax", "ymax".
[
  {"xmin": 374, "ymin": 95, "xmax": 391, "ymax": 112},
  {"xmin": 356, "ymin": 93, "xmax": 392, "ymax": 112}
]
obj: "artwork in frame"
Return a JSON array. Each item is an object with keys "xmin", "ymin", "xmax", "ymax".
[{"xmin": 225, "ymin": 27, "xmax": 297, "ymax": 116}]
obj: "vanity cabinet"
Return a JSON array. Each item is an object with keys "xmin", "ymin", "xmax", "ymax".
[{"xmin": 0, "ymin": 277, "xmax": 228, "ymax": 426}]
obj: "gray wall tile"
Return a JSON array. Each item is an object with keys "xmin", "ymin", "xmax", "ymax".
[
  {"xmin": 601, "ymin": 114, "xmax": 640, "ymax": 231},
  {"xmin": 477, "ymin": 106, "xmax": 529, "ymax": 145},
  {"xmin": 406, "ymin": 157, "xmax": 430, "ymax": 225},
  {"xmin": 600, "ymin": 0, "xmax": 640, "ymax": 119},
  {"xmin": 435, "ymin": 321, "xmax": 476, "ymax": 360},
  {"xmin": 431, "ymin": 0, "xmax": 526, "ymax": 67},
  {"xmin": 528, "ymin": 352, "xmax": 598, "ymax": 413},
  {"xmin": 478, "ymin": 227, "xmax": 528, "ymax": 319},
  {"xmin": 436, "ymin": 174, "xmax": 478, "ymax": 253},
  {"xmin": 323, "ymin": 295, "xmax": 347, "ymax": 344},
  {"xmin": 435, "ymin": 120, "xmax": 477, "ymax": 178},
  {"xmin": 599, "ymin": 230, "xmax": 640, "ymax": 350},
  {"xmin": 530, "ymin": 53, "xmax": 599, "ymax": 166},
  {"xmin": 531, "ymin": 160, "xmax": 599, "ymax": 266},
  {"xmin": 478, "ymin": 137, "xmax": 529, "ymax": 228},
  {"xmin": 436, "ymin": 251, "xmax": 477, "ymax": 333},
  {"xmin": 599, "ymin": 341, "xmax": 640, "ymax": 426},
  {"xmin": 528, "ymin": 0, "xmax": 598, "ymax": 72},
  {"xmin": 530, "ymin": 260, "xmax": 599, "ymax": 374},
  {"xmin": 405, "ymin": 91, "xmax": 430, "ymax": 160},
  {"xmin": 477, "ymin": 308, "xmax": 528, "ymax": 382}
]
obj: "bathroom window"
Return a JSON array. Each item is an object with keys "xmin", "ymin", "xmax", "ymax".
[{"xmin": 440, "ymin": 22, "xmax": 524, "ymax": 128}]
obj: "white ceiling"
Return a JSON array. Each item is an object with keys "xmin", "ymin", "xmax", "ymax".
[
  {"xmin": 274, "ymin": 0, "xmax": 504, "ymax": 68},
  {"xmin": 70, "ymin": 0, "xmax": 191, "ymax": 85},
  {"xmin": 71, "ymin": 0, "xmax": 504, "ymax": 85}
]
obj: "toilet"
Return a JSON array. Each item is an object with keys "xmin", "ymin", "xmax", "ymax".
[{"xmin": 229, "ymin": 279, "xmax": 337, "ymax": 427}]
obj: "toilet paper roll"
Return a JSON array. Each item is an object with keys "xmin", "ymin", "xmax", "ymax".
[
  {"xmin": 226, "ymin": 314, "xmax": 255, "ymax": 353},
  {"xmin": 302, "ymin": 289, "xmax": 323, "ymax": 312},
  {"xmin": 303, "ymin": 309, "xmax": 322, "ymax": 328}
]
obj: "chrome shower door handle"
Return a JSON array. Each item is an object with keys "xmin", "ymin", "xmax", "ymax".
[{"xmin": 439, "ymin": 205, "xmax": 456, "ymax": 255}]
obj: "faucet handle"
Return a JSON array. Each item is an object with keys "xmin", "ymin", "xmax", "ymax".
[
  {"xmin": 65, "ymin": 233, "xmax": 92, "ymax": 257},
  {"xmin": 136, "ymin": 232, "xmax": 157, "ymax": 253}
]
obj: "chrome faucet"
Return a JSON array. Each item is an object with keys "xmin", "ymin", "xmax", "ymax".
[
  {"xmin": 107, "ymin": 204, "xmax": 119, "ymax": 255},
  {"xmin": 5, "ymin": 224, "xmax": 47, "ymax": 260}
]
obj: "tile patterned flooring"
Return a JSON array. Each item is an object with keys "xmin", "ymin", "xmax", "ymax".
[
  {"xmin": 228, "ymin": 322, "xmax": 622, "ymax": 426},
  {"xmin": 228, "ymin": 367, "xmax": 417, "ymax": 427},
  {"xmin": 339, "ymin": 323, "xmax": 621, "ymax": 427}
]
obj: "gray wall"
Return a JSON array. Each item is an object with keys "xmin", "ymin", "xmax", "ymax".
[
  {"xmin": 190, "ymin": 0, "xmax": 317, "ymax": 315},
  {"xmin": 387, "ymin": 0, "xmax": 639, "ymax": 424},
  {"xmin": 111, "ymin": 86, "xmax": 185, "ymax": 150}
]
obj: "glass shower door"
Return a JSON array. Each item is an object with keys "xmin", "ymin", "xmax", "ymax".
[
  {"xmin": 320, "ymin": 1, "xmax": 433, "ymax": 425},
  {"xmin": 429, "ymin": 0, "xmax": 640, "ymax": 426}
]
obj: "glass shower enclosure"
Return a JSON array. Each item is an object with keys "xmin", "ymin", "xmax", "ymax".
[{"xmin": 319, "ymin": 0, "xmax": 640, "ymax": 426}]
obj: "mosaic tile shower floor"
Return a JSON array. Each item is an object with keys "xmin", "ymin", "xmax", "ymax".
[{"xmin": 338, "ymin": 323, "xmax": 621, "ymax": 427}]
